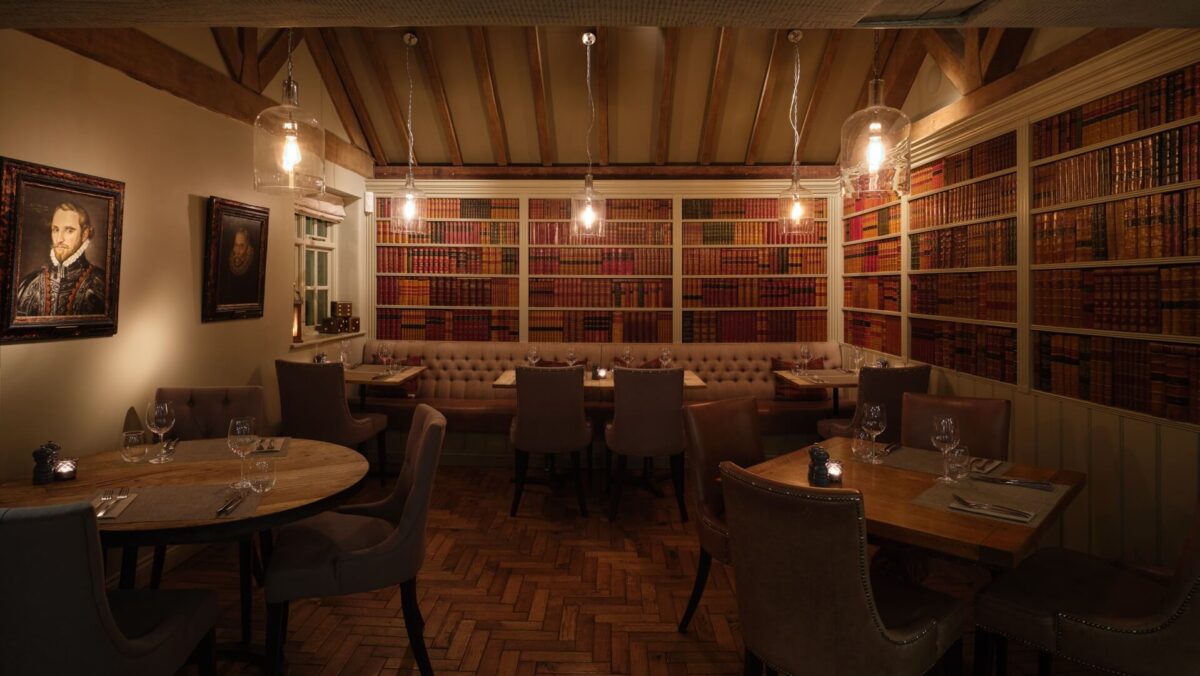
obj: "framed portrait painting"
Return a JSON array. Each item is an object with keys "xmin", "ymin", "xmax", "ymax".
[
  {"xmin": 202, "ymin": 196, "xmax": 269, "ymax": 322},
  {"xmin": 0, "ymin": 157, "xmax": 124, "ymax": 343}
]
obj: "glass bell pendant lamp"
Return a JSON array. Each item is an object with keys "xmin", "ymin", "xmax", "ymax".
[
  {"xmin": 571, "ymin": 31, "xmax": 605, "ymax": 239},
  {"xmin": 392, "ymin": 32, "xmax": 426, "ymax": 235},
  {"xmin": 778, "ymin": 30, "xmax": 818, "ymax": 236},
  {"xmin": 839, "ymin": 34, "xmax": 911, "ymax": 199},
  {"xmin": 254, "ymin": 29, "xmax": 325, "ymax": 195}
]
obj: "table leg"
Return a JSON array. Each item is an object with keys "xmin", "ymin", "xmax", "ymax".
[
  {"xmin": 359, "ymin": 384, "xmax": 367, "ymax": 410},
  {"xmin": 119, "ymin": 545, "xmax": 138, "ymax": 589},
  {"xmin": 833, "ymin": 388, "xmax": 840, "ymax": 416},
  {"xmin": 239, "ymin": 539, "xmax": 253, "ymax": 648}
]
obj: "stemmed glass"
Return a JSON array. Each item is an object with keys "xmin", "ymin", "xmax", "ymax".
[
  {"xmin": 247, "ymin": 457, "xmax": 277, "ymax": 495},
  {"xmin": 860, "ymin": 402, "xmax": 887, "ymax": 464},
  {"xmin": 526, "ymin": 346, "xmax": 540, "ymax": 366},
  {"xmin": 377, "ymin": 343, "xmax": 394, "ymax": 374},
  {"xmin": 227, "ymin": 417, "xmax": 259, "ymax": 489},
  {"xmin": 931, "ymin": 415, "xmax": 961, "ymax": 483},
  {"xmin": 799, "ymin": 344, "xmax": 812, "ymax": 376},
  {"xmin": 339, "ymin": 338, "xmax": 351, "ymax": 365},
  {"xmin": 145, "ymin": 401, "xmax": 176, "ymax": 464},
  {"xmin": 565, "ymin": 347, "xmax": 578, "ymax": 367},
  {"xmin": 620, "ymin": 346, "xmax": 633, "ymax": 367},
  {"xmin": 659, "ymin": 347, "xmax": 674, "ymax": 368},
  {"xmin": 852, "ymin": 346, "xmax": 865, "ymax": 374}
]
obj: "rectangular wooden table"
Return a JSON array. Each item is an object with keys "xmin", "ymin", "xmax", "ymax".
[
  {"xmin": 747, "ymin": 436, "xmax": 1086, "ymax": 568},
  {"xmin": 773, "ymin": 369, "xmax": 859, "ymax": 414},
  {"xmin": 344, "ymin": 364, "xmax": 426, "ymax": 408},
  {"xmin": 493, "ymin": 369, "xmax": 707, "ymax": 389}
]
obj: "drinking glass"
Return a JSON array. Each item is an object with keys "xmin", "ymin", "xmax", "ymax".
[
  {"xmin": 145, "ymin": 401, "xmax": 176, "ymax": 464},
  {"xmin": 377, "ymin": 343, "xmax": 394, "ymax": 374},
  {"xmin": 227, "ymin": 417, "xmax": 258, "ymax": 489},
  {"xmin": 339, "ymin": 338, "xmax": 351, "ymax": 365},
  {"xmin": 931, "ymin": 415, "xmax": 961, "ymax": 484},
  {"xmin": 659, "ymin": 347, "xmax": 674, "ymax": 368},
  {"xmin": 860, "ymin": 403, "xmax": 887, "ymax": 464},
  {"xmin": 799, "ymin": 344, "xmax": 812, "ymax": 376},
  {"xmin": 565, "ymin": 347, "xmax": 578, "ymax": 367},
  {"xmin": 247, "ymin": 458, "xmax": 277, "ymax": 494},
  {"xmin": 526, "ymin": 346, "xmax": 540, "ymax": 366},
  {"xmin": 946, "ymin": 445, "xmax": 970, "ymax": 482},
  {"xmin": 620, "ymin": 346, "xmax": 633, "ymax": 367},
  {"xmin": 120, "ymin": 430, "xmax": 150, "ymax": 463},
  {"xmin": 851, "ymin": 427, "xmax": 874, "ymax": 463},
  {"xmin": 852, "ymin": 346, "xmax": 865, "ymax": 373}
]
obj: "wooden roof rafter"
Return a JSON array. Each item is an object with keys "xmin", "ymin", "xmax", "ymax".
[{"xmin": 413, "ymin": 27, "xmax": 463, "ymax": 166}]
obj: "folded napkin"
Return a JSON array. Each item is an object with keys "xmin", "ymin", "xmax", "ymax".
[
  {"xmin": 91, "ymin": 493, "xmax": 138, "ymax": 520},
  {"xmin": 948, "ymin": 501, "xmax": 1035, "ymax": 523}
]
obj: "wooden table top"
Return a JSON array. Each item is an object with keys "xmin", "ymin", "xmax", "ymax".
[
  {"xmin": 747, "ymin": 437, "xmax": 1086, "ymax": 568},
  {"xmin": 0, "ymin": 438, "xmax": 368, "ymax": 538},
  {"xmin": 773, "ymin": 369, "xmax": 860, "ymax": 389},
  {"xmin": 493, "ymin": 369, "xmax": 707, "ymax": 389},
  {"xmin": 343, "ymin": 364, "xmax": 426, "ymax": 386}
]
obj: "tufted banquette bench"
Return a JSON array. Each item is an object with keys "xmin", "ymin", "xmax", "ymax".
[{"xmin": 358, "ymin": 341, "xmax": 854, "ymax": 439}]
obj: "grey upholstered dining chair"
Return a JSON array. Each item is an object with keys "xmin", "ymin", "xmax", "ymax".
[
  {"xmin": 900, "ymin": 392, "xmax": 1012, "ymax": 460},
  {"xmin": 719, "ymin": 461, "xmax": 966, "ymax": 675},
  {"xmin": 510, "ymin": 365, "xmax": 591, "ymax": 517},
  {"xmin": 264, "ymin": 403, "xmax": 447, "ymax": 676},
  {"xmin": 275, "ymin": 360, "xmax": 389, "ymax": 485},
  {"xmin": 0, "ymin": 502, "xmax": 218, "ymax": 675},
  {"xmin": 678, "ymin": 397, "xmax": 764, "ymax": 633},
  {"xmin": 817, "ymin": 365, "xmax": 932, "ymax": 443},
  {"xmin": 606, "ymin": 367, "xmax": 688, "ymax": 522}
]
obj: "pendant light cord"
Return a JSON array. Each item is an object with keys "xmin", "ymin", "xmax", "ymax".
[
  {"xmin": 789, "ymin": 39, "xmax": 801, "ymax": 176},
  {"xmin": 585, "ymin": 38, "xmax": 595, "ymax": 175},
  {"xmin": 406, "ymin": 41, "xmax": 416, "ymax": 176},
  {"xmin": 872, "ymin": 30, "xmax": 881, "ymax": 80},
  {"xmin": 286, "ymin": 28, "xmax": 294, "ymax": 81}
]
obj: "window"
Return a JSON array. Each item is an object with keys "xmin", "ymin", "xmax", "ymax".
[{"xmin": 295, "ymin": 213, "xmax": 336, "ymax": 332}]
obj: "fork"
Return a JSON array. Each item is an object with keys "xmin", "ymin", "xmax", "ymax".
[
  {"xmin": 103, "ymin": 486, "xmax": 131, "ymax": 516},
  {"xmin": 94, "ymin": 488, "xmax": 116, "ymax": 517},
  {"xmin": 952, "ymin": 493, "xmax": 1033, "ymax": 519}
]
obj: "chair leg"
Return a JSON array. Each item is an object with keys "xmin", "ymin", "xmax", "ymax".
[
  {"xmin": 149, "ymin": 545, "xmax": 166, "ymax": 589},
  {"xmin": 192, "ymin": 626, "xmax": 216, "ymax": 676},
  {"xmin": 994, "ymin": 635, "xmax": 1009, "ymax": 676},
  {"xmin": 744, "ymin": 648, "xmax": 763, "ymax": 676},
  {"xmin": 973, "ymin": 627, "xmax": 994, "ymax": 676},
  {"xmin": 677, "ymin": 547, "xmax": 712, "ymax": 632},
  {"xmin": 609, "ymin": 455, "xmax": 628, "ymax": 521},
  {"xmin": 238, "ymin": 538, "xmax": 253, "ymax": 648},
  {"xmin": 265, "ymin": 600, "xmax": 289, "ymax": 676},
  {"xmin": 377, "ymin": 428, "xmax": 388, "ymax": 487},
  {"xmin": 937, "ymin": 637, "xmax": 964, "ymax": 676},
  {"xmin": 511, "ymin": 449, "xmax": 530, "ymax": 517},
  {"xmin": 669, "ymin": 453, "xmax": 688, "ymax": 522},
  {"xmin": 1037, "ymin": 651, "xmax": 1053, "ymax": 676},
  {"xmin": 571, "ymin": 451, "xmax": 588, "ymax": 517},
  {"xmin": 604, "ymin": 446, "xmax": 612, "ymax": 495},
  {"xmin": 400, "ymin": 578, "xmax": 434, "ymax": 676}
]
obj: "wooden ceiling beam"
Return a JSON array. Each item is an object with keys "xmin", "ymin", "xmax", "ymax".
[
  {"xmin": 881, "ymin": 30, "xmax": 929, "ymax": 109},
  {"xmin": 257, "ymin": 28, "xmax": 303, "ymax": 94},
  {"xmin": 360, "ymin": 28, "xmax": 412, "ymax": 164},
  {"xmin": 595, "ymin": 27, "xmax": 610, "ymax": 166},
  {"xmin": 744, "ymin": 29, "xmax": 786, "ymax": 166},
  {"xmin": 654, "ymin": 27, "xmax": 679, "ymax": 166},
  {"xmin": 375, "ymin": 163, "xmax": 840, "ymax": 180},
  {"xmin": 238, "ymin": 27, "xmax": 260, "ymax": 92},
  {"xmin": 981, "ymin": 28, "xmax": 1033, "ymax": 83},
  {"xmin": 963, "ymin": 28, "xmax": 982, "ymax": 91},
  {"xmin": 921, "ymin": 28, "xmax": 973, "ymax": 94},
  {"xmin": 698, "ymin": 27, "xmax": 734, "ymax": 166},
  {"xmin": 210, "ymin": 27, "xmax": 240, "ymax": 79},
  {"xmin": 525, "ymin": 27, "xmax": 554, "ymax": 166},
  {"xmin": 797, "ymin": 30, "xmax": 842, "ymax": 160},
  {"xmin": 413, "ymin": 28, "xmax": 463, "ymax": 166},
  {"xmin": 320, "ymin": 28, "xmax": 387, "ymax": 165},
  {"xmin": 303, "ymin": 28, "xmax": 370, "ymax": 152},
  {"xmin": 469, "ymin": 27, "xmax": 509, "ymax": 166}
]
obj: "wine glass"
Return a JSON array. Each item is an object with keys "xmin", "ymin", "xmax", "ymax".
[
  {"xmin": 339, "ymin": 338, "xmax": 351, "ymax": 365},
  {"xmin": 377, "ymin": 343, "xmax": 394, "ymax": 374},
  {"xmin": 860, "ymin": 402, "xmax": 887, "ymax": 464},
  {"xmin": 247, "ymin": 457, "xmax": 277, "ymax": 494},
  {"xmin": 931, "ymin": 415, "xmax": 961, "ymax": 483},
  {"xmin": 526, "ymin": 346, "xmax": 540, "ymax": 366},
  {"xmin": 145, "ymin": 401, "xmax": 176, "ymax": 464},
  {"xmin": 120, "ymin": 430, "xmax": 150, "ymax": 463},
  {"xmin": 620, "ymin": 346, "xmax": 633, "ymax": 367},
  {"xmin": 852, "ymin": 346, "xmax": 865, "ymax": 374},
  {"xmin": 565, "ymin": 347, "xmax": 578, "ymax": 367},
  {"xmin": 227, "ymin": 417, "xmax": 258, "ymax": 489},
  {"xmin": 799, "ymin": 344, "xmax": 812, "ymax": 376},
  {"xmin": 659, "ymin": 347, "xmax": 674, "ymax": 368}
]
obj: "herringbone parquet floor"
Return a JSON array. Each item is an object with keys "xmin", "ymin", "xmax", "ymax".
[{"xmin": 165, "ymin": 466, "xmax": 1104, "ymax": 675}]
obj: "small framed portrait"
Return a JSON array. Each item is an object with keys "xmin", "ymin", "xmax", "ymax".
[
  {"xmin": 202, "ymin": 196, "xmax": 269, "ymax": 322},
  {"xmin": 0, "ymin": 157, "xmax": 124, "ymax": 343}
]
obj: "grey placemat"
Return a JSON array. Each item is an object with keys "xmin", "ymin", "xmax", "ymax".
[
  {"xmin": 92, "ymin": 485, "xmax": 261, "ymax": 523},
  {"xmin": 911, "ymin": 479, "xmax": 1071, "ymax": 528},
  {"xmin": 879, "ymin": 446, "xmax": 1012, "ymax": 476},
  {"xmin": 173, "ymin": 438, "xmax": 289, "ymax": 463}
]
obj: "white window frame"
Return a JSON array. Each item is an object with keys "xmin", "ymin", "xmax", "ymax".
[{"xmin": 294, "ymin": 213, "xmax": 338, "ymax": 335}]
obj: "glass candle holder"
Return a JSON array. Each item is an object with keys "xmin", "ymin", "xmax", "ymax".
[
  {"xmin": 53, "ymin": 458, "xmax": 78, "ymax": 481},
  {"xmin": 825, "ymin": 460, "xmax": 843, "ymax": 483}
]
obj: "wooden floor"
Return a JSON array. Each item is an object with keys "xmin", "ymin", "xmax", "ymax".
[{"xmin": 164, "ymin": 465, "xmax": 1104, "ymax": 675}]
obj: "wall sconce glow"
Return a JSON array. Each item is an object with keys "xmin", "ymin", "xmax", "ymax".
[{"xmin": 254, "ymin": 29, "xmax": 325, "ymax": 196}]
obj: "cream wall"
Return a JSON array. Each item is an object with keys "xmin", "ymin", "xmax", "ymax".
[{"xmin": 0, "ymin": 31, "xmax": 366, "ymax": 480}]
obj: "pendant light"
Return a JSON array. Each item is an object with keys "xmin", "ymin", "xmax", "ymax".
[
  {"xmin": 392, "ymin": 32, "xmax": 426, "ymax": 235},
  {"xmin": 571, "ymin": 31, "xmax": 605, "ymax": 239},
  {"xmin": 839, "ymin": 31, "xmax": 911, "ymax": 199},
  {"xmin": 779, "ymin": 30, "xmax": 818, "ymax": 236},
  {"xmin": 254, "ymin": 28, "xmax": 325, "ymax": 195}
]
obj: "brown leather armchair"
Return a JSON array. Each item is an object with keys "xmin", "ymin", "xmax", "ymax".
[
  {"xmin": 817, "ymin": 365, "xmax": 931, "ymax": 443},
  {"xmin": 677, "ymin": 397, "xmax": 764, "ymax": 633},
  {"xmin": 900, "ymin": 392, "xmax": 1012, "ymax": 460},
  {"xmin": 0, "ymin": 503, "xmax": 218, "ymax": 675},
  {"xmin": 719, "ymin": 461, "xmax": 966, "ymax": 675},
  {"xmin": 974, "ymin": 507, "xmax": 1200, "ymax": 676},
  {"xmin": 155, "ymin": 386, "xmax": 265, "ymax": 440},
  {"xmin": 510, "ymin": 366, "xmax": 592, "ymax": 517},
  {"xmin": 275, "ymin": 360, "xmax": 389, "ymax": 485},
  {"xmin": 264, "ymin": 404, "xmax": 447, "ymax": 676},
  {"xmin": 605, "ymin": 367, "xmax": 688, "ymax": 522}
]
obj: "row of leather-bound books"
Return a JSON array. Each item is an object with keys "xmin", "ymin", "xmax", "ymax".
[
  {"xmin": 528, "ymin": 278, "xmax": 671, "ymax": 309},
  {"xmin": 683, "ymin": 221, "xmax": 827, "ymax": 245},
  {"xmin": 909, "ymin": 219, "xmax": 1016, "ymax": 270},
  {"xmin": 844, "ymin": 311, "xmax": 902, "ymax": 355},
  {"xmin": 842, "ymin": 276, "xmax": 901, "ymax": 313},
  {"xmin": 682, "ymin": 198, "xmax": 828, "ymax": 220},
  {"xmin": 910, "ymin": 271, "xmax": 1018, "ymax": 323},
  {"xmin": 374, "ymin": 221, "xmax": 519, "ymax": 246},
  {"xmin": 375, "ymin": 247, "xmax": 519, "ymax": 275},
  {"xmin": 1033, "ymin": 265, "xmax": 1199, "ymax": 336},
  {"xmin": 528, "ymin": 310, "xmax": 673, "ymax": 343},
  {"xmin": 375, "ymin": 276, "xmax": 519, "ymax": 307},
  {"xmin": 843, "ymin": 239, "xmax": 901, "ymax": 273},
  {"xmin": 528, "ymin": 222, "xmax": 672, "ymax": 246},
  {"xmin": 682, "ymin": 310, "xmax": 827, "ymax": 343},
  {"xmin": 374, "ymin": 308, "xmax": 519, "ymax": 341},
  {"xmin": 683, "ymin": 248, "xmax": 826, "ymax": 276},
  {"xmin": 911, "ymin": 132, "xmax": 1018, "ymax": 196},
  {"xmin": 843, "ymin": 204, "xmax": 901, "ymax": 242},
  {"xmin": 909, "ymin": 173, "xmax": 1017, "ymax": 230},
  {"xmin": 1032, "ymin": 187, "xmax": 1200, "ymax": 263},
  {"xmin": 528, "ymin": 248, "xmax": 672, "ymax": 276},
  {"xmin": 683, "ymin": 278, "xmax": 827, "ymax": 308},
  {"xmin": 910, "ymin": 318, "xmax": 1018, "ymax": 384}
]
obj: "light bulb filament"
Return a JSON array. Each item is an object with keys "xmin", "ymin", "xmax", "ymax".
[
  {"xmin": 403, "ymin": 192, "xmax": 418, "ymax": 220},
  {"xmin": 866, "ymin": 121, "xmax": 884, "ymax": 174},
  {"xmin": 281, "ymin": 120, "xmax": 302, "ymax": 173},
  {"xmin": 789, "ymin": 198, "xmax": 804, "ymax": 222},
  {"xmin": 581, "ymin": 201, "xmax": 597, "ymax": 229}
]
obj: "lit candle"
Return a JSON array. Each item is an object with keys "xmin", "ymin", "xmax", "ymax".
[
  {"xmin": 596, "ymin": 367, "xmax": 608, "ymax": 379},
  {"xmin": 53, "ymin": 458, "xmax": 77, "ymax": 481},
  {"xmin": 825, "ymin": 460, "xmax": 843, "ymax": 483}
]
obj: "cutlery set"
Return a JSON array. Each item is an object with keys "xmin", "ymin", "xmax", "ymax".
[
  {"xmin": 952, "ymin": 493, "xmax": 1034, "ymax": 520},
  {"xmin": 215, "ymin": 491, "xmax": 245, "ymax": 517},
  {"xmin": 94, "ymin": 486, "xmax": 131, "ymax": 517}
]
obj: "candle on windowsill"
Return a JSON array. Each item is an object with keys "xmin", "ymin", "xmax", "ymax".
[
  {"xmin": 825, "ymin": 460, "xmax": 843, "ymax": 483},
  {"xmin": 53, "ymin": 458, "xmax": 77, "ymax": 481}
]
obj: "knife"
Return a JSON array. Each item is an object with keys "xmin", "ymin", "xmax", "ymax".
[
  {"xmin": 970, "ymin": 474, "xmax": 1055, "ymax": 492},
  {"xmin": 215, "ymin": 493, "xmax": 244, "ymax": 517}
]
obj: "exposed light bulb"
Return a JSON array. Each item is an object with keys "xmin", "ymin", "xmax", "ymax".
[
  {"xmin": 580, "ymin": 201, "xmax": 597, "ymax": 229},
  {"xmin": 866, "ymin": 121, "xmax": 884, "ymax": 174},
  {"xmin": 403, "ymin": 192, "xmax": 418, "ymax": 220},
  {"xmin": 789, "ymin": 198, "xmax": 804, "ymax": 222},
  {"xmin": 281, "ymin": 121, "xmax": 302, "ymax": 172}
]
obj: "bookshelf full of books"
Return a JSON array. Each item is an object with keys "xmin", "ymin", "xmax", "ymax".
[
  {"xmin": 680, "ymin": 197, "xmax": 829, "ymax": 343},
  {"xmin": 842, "ymin": 192, "xmax": 902, "ymax": 355},
  {"xmin": 1029, "ymin": 60, "xmax": 1200, "ymax": 423},
  {"xmin": 905, "ymin": 131, "xmax": 1020, "ymax": 383},
  {"xmin": 373, "ymin": 196, "xmax": 521, "ymax": 341},
  {"xmin": 527, "ymin": 197, "xmax": 674, "ymax": 343}
]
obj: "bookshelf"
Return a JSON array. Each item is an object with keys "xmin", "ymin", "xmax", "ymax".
[
  {"xmin": 1028, "ymin": 61, "xmax": 1200, "ymax": 420},
  {"xmin": 373, "ymin": 196, "xmax": 520, "ymax": 341},
  {"xmin": 680, "ymin": 197, "xmax": 829, "ymax": 343},
  {"xmin": 527, "ymin": 197, "xmax": 674, "ymax": 343},
  {"xmin": 841, "ymin": 191, "xmax": 902, "ymax": 354}
]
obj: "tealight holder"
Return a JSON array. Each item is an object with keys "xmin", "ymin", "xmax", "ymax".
[
  {"xmin": 53, "ymin": 458, "xmax": 78, "ymax": 481},
  {"xmin": 593, "ymin": 366, "xmax": 609, "ymax": 380},
  {"xmin": 825, "ymin": 460, "xmax": 843, "ymax": 484}
]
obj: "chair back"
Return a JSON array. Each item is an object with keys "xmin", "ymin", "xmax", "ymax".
[
  {"xmin": 0, "ymin": 503, "xmax": 125, "ymax": 671},
  {"xmin": 275, "ymin": 360, "xmax": 357, "ymax": 443},
  {"xmin": 155, "ymin": 386, "xmax": 265, "ymax": 440},
  {"xmin": 849, "ymin": 365, "xmax": 932, "ymax": 444},
  {"xmin": 683, "ymin": 397, "xmax": 764, "ymax": 521},
  {"xmin": 513, "ymin": 366, "xmax": 587, "ymax": 454},
  {"xmin": 719, "ymin": 462, "xmax": 937, "ymax": 674},
  {"xmin": 900, "ymin": 392, "xmax": 1012, "ymax": 460},
  {"xmin": 609, "ymin": 367, "xmax": 685, "ymax": 457}
]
